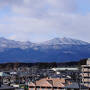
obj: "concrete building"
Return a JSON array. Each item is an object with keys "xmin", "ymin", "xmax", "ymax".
[{"xmin": 81, "ymin": 58, "xmax": 90, "ymax": 88}]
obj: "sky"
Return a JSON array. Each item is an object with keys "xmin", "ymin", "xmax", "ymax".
[{"xmin": 0, "ymin": 0, "xmax": 90, "ymax": 43}]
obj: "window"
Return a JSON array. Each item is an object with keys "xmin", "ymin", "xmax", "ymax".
[
  {"xmin": 37, "ymin": 88, "xmax": 40, "ymax": 90},
  {"xmin": 42, "ymin": 88, "xmax": 45, "ymax": 90},
  {"xmin": 30, "ymin": 88, "xmax": 34, "ymax": 90},
  {"xmin": 48, "ymin": 88, "xmax": 51, "ymax": 90}
]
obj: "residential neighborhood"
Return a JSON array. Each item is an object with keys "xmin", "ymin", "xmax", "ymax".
[
  {"xmin": 0, "ymin": 0, "xmax": 90, "ymax": 90},
  {"xmin": 0, "ymin": 58, "xmax": 89, "ymax": 90}
]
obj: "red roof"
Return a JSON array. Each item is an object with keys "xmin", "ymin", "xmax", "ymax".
[{"xmin": 29, "ymin": 78, "xmax": 65, "ymax": 88}]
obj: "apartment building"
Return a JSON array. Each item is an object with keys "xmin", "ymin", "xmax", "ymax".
[{"xmin": 81, "ymin": 58, "xmax": 90, "ymax": 87}]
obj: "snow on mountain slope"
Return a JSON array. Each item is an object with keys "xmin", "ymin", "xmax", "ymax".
[
  {"xmin": 0, "ymin": 37, "xmax": 35, "ymax": 49},
  {"xmin": 0, "ymin": 37, "xmax": 89, "ymax": 50},
  {"xmin": 0, "ymin": 37, "xmax": 90, "ymax": 62},
  {"xmin": 40, "ymin": 37, "xmax": 89, "ymax": 45}
]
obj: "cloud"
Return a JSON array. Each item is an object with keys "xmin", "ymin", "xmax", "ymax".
[
  {"xmin": 11, "ymin": 0, "xmax": 77, "ymax": 17},
  {"xmin": 0, "ymin": 0, "xmax": 90, "ymax": 42}
]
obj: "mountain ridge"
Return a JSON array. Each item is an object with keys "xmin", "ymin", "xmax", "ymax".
[
  {"xmin": 0, "ymin": 37, "xmax": 89, "ymax": 48},
  {"xmin": 41, "ymin": 37, "xmax": 89, "ymax": 45},
  {"xmin": 0, "ymin": 37, "xmax": 90, "ymax": 63}
]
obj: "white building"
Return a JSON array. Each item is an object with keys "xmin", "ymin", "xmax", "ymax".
[{"xmin": 81, "ymin": 58, "xmax": 90, "ymax": 87}]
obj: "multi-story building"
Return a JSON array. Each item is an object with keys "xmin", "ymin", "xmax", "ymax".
[{"xmin": 81, "ymin": 58, "xmax": 90, "ymax": 87}]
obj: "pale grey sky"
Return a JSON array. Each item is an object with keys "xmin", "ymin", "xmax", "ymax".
[{"xmin": 0, "ymin": 0, "xmax": 90, "ymax": 43}]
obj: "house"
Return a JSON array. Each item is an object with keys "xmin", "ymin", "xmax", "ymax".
[
  {"xmin": 65, "ymin": 82, "xmax": 88, "ymax": 90},
  {"xmin": 0, "ymin": 85, "xmax": 15, "ymax": 90},
  {"xmin": 29, "ymin": 78, "xmax": 65, "ymax": 90}
]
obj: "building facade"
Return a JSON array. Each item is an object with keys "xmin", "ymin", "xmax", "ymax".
[{"xmin": 81, "ymin": 58, "xmax": 90, "ymax": 87}]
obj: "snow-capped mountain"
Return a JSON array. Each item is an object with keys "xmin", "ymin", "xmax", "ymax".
[
  {"xmin": 0, "ymin": 37, "xmax": 90, "ymax": 62},
  {"xmin": 0, "ymin": 37, "xmax": 35, "ymax": 49},
  {"xmin": 0, "ymin": 37, "xmax": 89, "ymax": 49},
  {"xmin": 40, "ymin": 37, "xmax": 89, "ymax": 45}
]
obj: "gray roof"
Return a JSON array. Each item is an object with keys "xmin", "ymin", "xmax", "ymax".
[
  {"xmin": 65, "ymin": 83, "xmax": 79, "ymax": 89},
  {"xmin": 65, "ymin": 83, "xmax": 88, "ymax": 89},
  {"xmin": 0, "ymin": 72, "xmax": 10, "ymax": 77},
  {"xmin": 52, "ymin": 68, "xmax": 79, "ymax": 71},
  {"xmin": 0, "ymin": 85, "xmax": 15, "ymax": 90}
]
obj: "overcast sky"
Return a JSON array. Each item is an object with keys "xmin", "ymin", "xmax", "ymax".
[{"xmin": 0, "ymin": 0, "xmax": 90, "ymax": 42}]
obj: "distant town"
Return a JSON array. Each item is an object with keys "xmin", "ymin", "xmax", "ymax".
[
  {"xmin": 0, "ymin": 58, "xmax": 89, "ymax": 90},
  {"xmin": 0, "ymin": 37, "xmax": 90, "ymax": 90}
]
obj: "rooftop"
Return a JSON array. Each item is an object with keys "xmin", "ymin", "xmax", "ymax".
[
  {"xmin": 29, "ymin": 78, "xmax": 65, "ymax": 88},
  {"xmin": 52, "ymin": 67, "xmax": 79, "ymax": 71}
]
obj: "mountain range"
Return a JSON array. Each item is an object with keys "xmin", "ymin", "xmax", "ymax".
[{"xmin": 0, "ymin": 37, "xmax": 90, "ymax": 63}]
